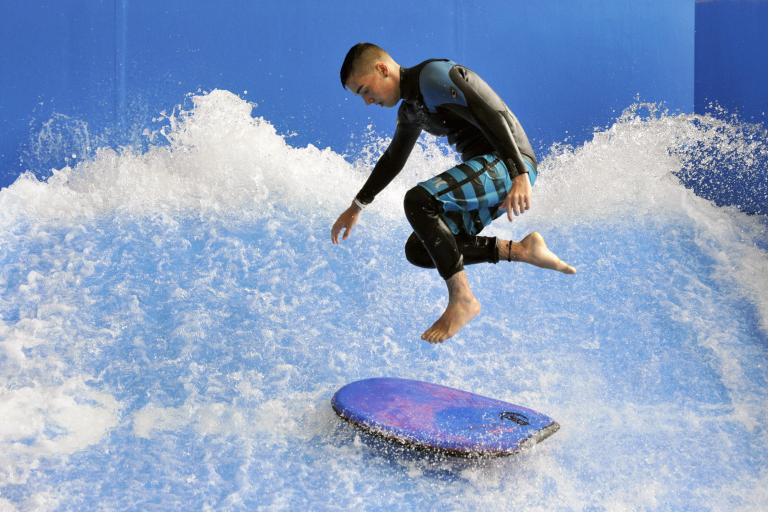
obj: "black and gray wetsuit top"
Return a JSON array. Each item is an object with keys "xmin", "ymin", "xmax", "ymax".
[{"xmin": 355, "ymin": 59, "xmax": 537, "ymax": 206}]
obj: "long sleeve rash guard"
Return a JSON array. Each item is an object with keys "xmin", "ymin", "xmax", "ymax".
[{"xmin": 355, "ymin": 59, "xmax": 537, "ymax": 206}]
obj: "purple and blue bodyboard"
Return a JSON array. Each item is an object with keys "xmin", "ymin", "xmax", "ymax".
[{"xmin": 331, "ymin": 377, "xmax": 559, "ymax": 457}]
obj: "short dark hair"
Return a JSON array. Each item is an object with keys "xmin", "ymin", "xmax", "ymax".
[{"xmin": 339, "ymin": 42, "xmax": 386, "ymax": 89}]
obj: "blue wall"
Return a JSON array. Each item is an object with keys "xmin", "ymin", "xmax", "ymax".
[
  {"xmin": 693, "ymin": 0, "xmax": 768, "ymax": 215},
  {"xmin": 695, "ymin": 0, "xmax": 768, "ymax": 122},
  {"xmin": 0, "ymin": 1, "xmax": 695, "ymax": 189}
]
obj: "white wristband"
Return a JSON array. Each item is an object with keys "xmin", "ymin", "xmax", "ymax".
[{"xmin": 353, "ymin": 198, "xmax": 367, "ymax": 210}]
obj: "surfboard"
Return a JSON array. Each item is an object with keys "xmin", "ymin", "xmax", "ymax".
[{"xmin": 331, "ymin": 377, "xmax": 559, "ymax": 457}]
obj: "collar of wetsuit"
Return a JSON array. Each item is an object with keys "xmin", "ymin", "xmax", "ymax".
[{"xmin": 398, "ymin": 65, "xmax": 420, "ymax": 103}]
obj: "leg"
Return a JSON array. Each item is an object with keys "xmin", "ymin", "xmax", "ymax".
[
  {"xmin": 497, "ymin": 233, "xmax": 576, "ymax": 274},
  {"xmin": 404, "ymin": 232, "xmax": 499, "ymax": 269},
  {"xmin": 422, "ymin": 270, "xmax": 481, "ymax": 343},
  {"xmin": 403, "ymin": 186, "xmax": 480, "ymax": 342},
  {"xmin": 406, "ymin": 230, "xmax": 576, "ymax": 274},
  {"xmin": 458, "ymin": 155, "xmax": 574, "ymax": 274}
]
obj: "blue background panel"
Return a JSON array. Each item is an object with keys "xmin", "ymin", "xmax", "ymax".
[
  {"xmin": 695, "ymin": 0, "xmax": 768, "ymax": 122},
  {"xmin": 0, "ymin": 2, "xmax": 767, "ymax": 509},
  {"xmin": 693, "ymin": 0, "xmax": 768, "ymax": 214},
  {"xmin": 1, "ymin": 0, "xmax": 694, "ymax": 188}
]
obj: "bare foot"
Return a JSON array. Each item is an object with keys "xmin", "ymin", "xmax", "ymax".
[
  {"xmin": 421, "ymin": 271, "xmax": 481, "ymax": 343},
  {"xmin": 500, "ymin": 232, "xmax": 576, "ymax": 274}
]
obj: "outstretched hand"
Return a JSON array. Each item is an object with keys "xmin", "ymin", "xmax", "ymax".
[
  {"xmin": 331, "ymin": 203, "xmax": 362, "ymax": 244},
  {"xmin": 502, "ymin": 173, "xmax": 532, "ymax": 221}
]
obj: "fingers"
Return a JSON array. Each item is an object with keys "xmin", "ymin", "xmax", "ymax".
[
  {"xmin": 331, "ymin": 210, "xmax": 357, "ymax": 244},
  {"xmin": 331, "ymin": 220, "xmax": 343, "ymax": 244},
  {"xmin": 505, "ymin": 195, "xmax": 522, "ymax": 221},
  {"xmin": 505, "ymin": 192, "xmax": 531, "ymax": 221}
]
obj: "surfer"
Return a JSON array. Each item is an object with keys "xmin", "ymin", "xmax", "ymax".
[{"xmin": 331, "ymin": 43, "xmax": 576, "ymax": 343}]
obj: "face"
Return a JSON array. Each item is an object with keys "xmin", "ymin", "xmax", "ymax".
[{"xmin": 347, "ymin": 62, "xmax": 400, "ymax": 108}]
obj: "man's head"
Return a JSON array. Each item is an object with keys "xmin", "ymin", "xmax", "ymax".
[{"xmin": 340, "ymin": 43, "xmax": 401, "ymax": 108}]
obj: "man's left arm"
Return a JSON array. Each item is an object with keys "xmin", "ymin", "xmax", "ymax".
[{"xmin": 447, "ymin": 66, "xmax": 533, "ymax": 219}]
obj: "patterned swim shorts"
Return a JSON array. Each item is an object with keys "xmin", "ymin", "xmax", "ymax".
[{"xmin": 417, "ymin": 153, "xmax": 537, "ymax": 236}]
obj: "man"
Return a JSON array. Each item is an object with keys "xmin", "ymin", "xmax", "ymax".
[{"xmin": 331, "ymin": 43, "xmax": 575, "ymax": 343}]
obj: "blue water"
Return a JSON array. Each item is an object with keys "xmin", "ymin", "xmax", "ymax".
[{"xmin": 0, "ymin": 91, "xmax": 766, "ymax": 511}]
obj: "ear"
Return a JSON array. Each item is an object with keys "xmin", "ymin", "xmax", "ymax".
[{"xmin": 376, "ymin": 62, "xmax": 389, "ymax": 77}]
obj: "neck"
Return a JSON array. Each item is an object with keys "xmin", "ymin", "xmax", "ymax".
[
  {"xmin": 398, "ymin": 65, "xmax": 418, "ymax": 102},
  {"xmin": 392, "ymin": 65, "xmax": 402, "ymax": 101}
]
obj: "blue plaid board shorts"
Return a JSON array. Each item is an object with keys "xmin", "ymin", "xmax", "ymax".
[{"xmin": 417, "ymin": 153, "xmax": 537, "ymax": 236}]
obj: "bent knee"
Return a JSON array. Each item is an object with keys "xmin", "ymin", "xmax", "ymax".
[
  {"xmin": 403, "ymin": 186, "xmax": 436, "ymax": 217},
  {"xmin": 404, "ymin": 233, "xmax": 435, "ymax": 269}
]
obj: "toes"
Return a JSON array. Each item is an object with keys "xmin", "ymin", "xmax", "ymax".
[
  {"xmin": 428, "ymin": 333, "xmax": 446, "ymax": 344},
  {"xmin": 431, "ymin": 327, "xmax": 450, "ymax": 343},
  {"xmin": 422, "ymin": 326, "xmax": 447, "ymax": 343}
]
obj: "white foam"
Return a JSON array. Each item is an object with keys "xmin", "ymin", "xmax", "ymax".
[
  {"xmin": 1, "ymin": 90, "xmax": 357, "ymax": 226},
  {"xmin": 7, "ymin": 92, "xmax": 764, "ymax": 331},
  {"xmin": 1, "ymin": 90, "xmax": 766, "ymax": 509},
  {"xmin": 0, "ymin": 378, "xmax": 119, "ymax": 485},
  {"xmin": 132, "ymin": 388, "xmax": 329, "ymax": 442}
]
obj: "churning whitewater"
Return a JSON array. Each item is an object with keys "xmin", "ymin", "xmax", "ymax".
[{"xmin": 0, "ymin": 90, "xmax": 766, "ymax": 511}]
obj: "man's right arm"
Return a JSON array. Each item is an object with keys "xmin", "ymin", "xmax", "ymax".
[
  {"xmin": 354, "ymin": 119, "xmax": 421, "ymax": 206},
  {"xmin": 331, "ymin": 115, "xmax": 421, "ymax": 244}
]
